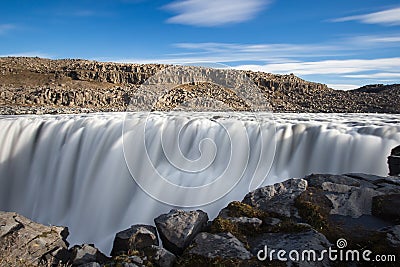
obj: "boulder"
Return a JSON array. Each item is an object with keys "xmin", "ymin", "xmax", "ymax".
[
  {"xmin": 0, "ymin": 211, "xmax": 70, "ymax": 266},
  {"xmin": 154, "ymin": 209, "xmax": 208, "ymax": 255},
  {"xmin": 242, "ymin": 178, "xmax": 307, "ymax": 218},
  {"xmin": 143, "ymin": 245, "xmax": 176, "ymax": 267},
  {"xmin": 187, "ymin": 232, "xmax": 252, "ymax": 260},
  {"xmin": 111, "ymin": 224, "xmax": 158, "ymax": 256},
  {"xmin": 306, "ymin": 174, "xmax": 372, "ymax": 188},
  {"xmin": 372, "ymin": 194, "xmax": 400, "ymax": 223},
  {"xmin": 388, "ymin": 145, "xmax": 400, "ymax": 176},
  {"xmin": 249, "ymin": 229, "xmax": 332, "ymax": 266},
  {"xmin": 303, "ymin": 174, "xmax": 385, "ymax": 218},
  {"xmin": 380, "ymin": 225, "xmax": 400, "ymax": 247},
  {"xmin": 321, "ymin": 182, "xmax": 383, "ymax": 218},
  {"xmin": 70, "ymin": 244, "xmax": 109, "ymax": 266}
]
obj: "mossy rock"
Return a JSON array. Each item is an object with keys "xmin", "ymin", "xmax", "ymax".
[
  {"xmin": 294, "ymin": 187, "xmax": 332, "ymax": 231},
  {"xmin": 210, "ymin": 201, "xmax": 311, "ymax": 247},
  {"xmin": 225, "ymin": 201, "xmax": 268, "ymax": 219}
]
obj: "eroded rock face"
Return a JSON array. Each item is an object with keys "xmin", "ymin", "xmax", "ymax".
[
  {"xmin": 154, "ymin": 209, "xmax": 208, "ymax": 255},
  {"xmin": 187, "ymin": 232, "xmax": 252, "ymax": 260},
  {"xmin": 0, "ymin": 211, "xmax": 70, "ymax": 266},
  {"xmin": 1, "ymin": 57, "xmax": 400, "ymax": 114},
  {"xmin": 111, "ymin": 224, "xmax": 158, "ymax": 256},
  {"xmin": 242, "ymin": 178, "xmax": 308, "ymax": 218}
]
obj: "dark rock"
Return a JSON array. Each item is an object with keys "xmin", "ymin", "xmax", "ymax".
[
  {"xmin": 225, "ymin": 217, "xmax": 263, "ymax": 229},
  {"xmin": 242, "ymin": 178, "xmax": 307, "ymax": 218},
  {"xmin": 154, "ymin": 209, "xmax": 208, "ymax": 255},
  {"xmin": 0, "ymin": 211, "xmax": 70, "ymax": 266},
  {"xmin": 380, "ymin": 225, "xmax": 400, "ymax": 247},
  {"xmin": 248, "ymin": 229, "xmax": 332, "ymax": 266},
  {"xmin": 78, "ymin": 262, "xmax": 102, "ymax": 267},
  {"xmin": 389, "ymin": 146, "xmax": 400, "ymax": 176},
  {"xmin": 111, "ymin": 224, "xmax": 158, "ymax": 256},
  {"xmin": 187, "ymin": 232, "xmax": 251, "ymax": 260},
  {"xmin": 143, "ymin": 245, "xmax": 176, "ymax": 267},
  {"xmin": 389, "ymin": 156, "xmax": 400, "ymax": 176},
  {"xmin": 382, "ymin": 176, "xmax": 400, "ymax": 186},
  {"xmin": 70, "ymin": 244, "xmax": 109, "ymax": 266},
  {"xmin": 372, "ymin": 194, "xmax": 400, "ymax": 223},
  {"xmin": 305, "ymin": 174, "xmax": 371, "ymax": 188},
  {"xmin": 345, "ymin": 173, "xmax": 388, "ymax": 184},
  {"xmin": 263, "ymin": 217, "xmax": 282, "ymax": 226}
]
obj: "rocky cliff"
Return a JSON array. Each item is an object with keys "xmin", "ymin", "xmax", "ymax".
[{"xmin": 0, "ymin": 57, "xmax": 399, "ymax": 114}]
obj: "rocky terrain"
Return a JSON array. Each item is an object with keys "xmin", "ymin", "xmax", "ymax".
[
  {"xmin": 0, "ymin": 57, "xmax": 399, "ymax": 114},
  {"xmin": 1, "ymin": 146, "xmax": 399, "ymax": 266}
]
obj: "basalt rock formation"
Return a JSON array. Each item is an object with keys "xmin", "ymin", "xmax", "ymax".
[{"xmin": 1, "ymin": 57, "xmax": 399, "ymax": 114}]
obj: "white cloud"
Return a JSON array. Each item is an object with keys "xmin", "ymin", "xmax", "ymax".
[
  {"xmin": 326, "ymin": 84, "xmax": 360, "ymax": 90},
  {"xmin": 332, "ymin": 7, "xmax": 400, "ymax": 26},
  {"xmin": 348, "ymin": 34, "xmax": 400, "ymax": 45},
  {"xmin": 164, "ymin": 0, "xmax": 270, "ymax": 26},
  {"xmin": 167, "ymin": 42, "xmax": 344, "ymax": 63},
  {"xmin": 0, "ymin": 24, "xmax": 15, "ymax": 35},
  {"xmin": 344, "ymin": 72, "xmax": 400, "ymax": 79},
  {"xmin": 234, "ymin": 57, "xmax": 400, "ymax": 75}
]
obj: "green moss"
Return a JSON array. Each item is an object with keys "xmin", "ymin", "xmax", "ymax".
[
  {"xmin": 209, "ymin": 217, "xmax": 248, "ymax": 245},
  {"xmin": 226, "ymin": 201, "xmax": 267, "ymax": 219},
  {"xmin": 294, "ymin": 188, "xmax": 331, "ymax": 231}
]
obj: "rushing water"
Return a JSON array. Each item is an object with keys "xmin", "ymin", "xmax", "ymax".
[{"xmin": 0, "ymin": 112, "xmax": 399, "ymax": 254}]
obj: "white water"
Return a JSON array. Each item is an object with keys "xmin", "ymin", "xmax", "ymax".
[{"xmin": 0, "ymin": 112, "xmax": 399, "ymax": 254}]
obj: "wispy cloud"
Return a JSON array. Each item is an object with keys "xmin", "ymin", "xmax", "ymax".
[
  {"xmin": 164, "ymin": 0, "xmax": 270, "ymax": 26},
  {"xmin": 0, "ymin": 24, "xmax": 15, "ymax": 35},
  {"xmin": 158, "ymin": 34, "xmax": 400, "ymax": 63},
  {"xmin": 332, "ymin": 7, "xmax": 400, "ymax": 26},
  {"xmin": 235, "ymin": 57, "xmax": 400, "ymax": 75},
  {"xmin": 344, "ymin": 72, "xmax": 400, "ymax": 79},
  {"xmin": 163, "ymin": 42, "xmax": 347, "ymax": 63},
  {"xmin": 108, "ymin": 33, "xmax": 400, "ymax": 88},
  {"xmin": 348, "ymin": 34, "xmax": 400, "ymax": 45}
]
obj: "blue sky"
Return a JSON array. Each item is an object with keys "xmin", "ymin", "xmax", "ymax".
[{"xmin": 1, "ymin": 0, "xmax": 399, "ymax": 89}]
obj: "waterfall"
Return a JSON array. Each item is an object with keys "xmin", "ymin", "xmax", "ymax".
[{"xmin": 0, "ymin": 112, "xmax": 399, "ymax": 254}]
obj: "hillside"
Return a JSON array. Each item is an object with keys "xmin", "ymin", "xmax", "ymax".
[{"xmin": 0, "ymin": 57, "xmax": 399, "ymax": 114}]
